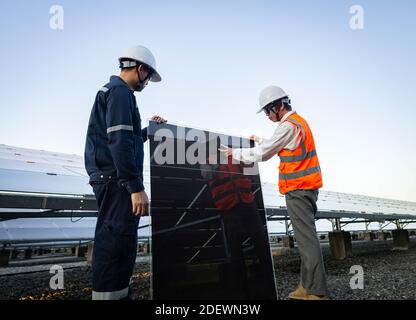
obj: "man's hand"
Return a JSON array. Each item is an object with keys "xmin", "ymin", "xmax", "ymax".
[
  {"xmin": 218, "ymin": 144, "xmax": 233, "ymax": 157},
  {"xmin": 131, "ymin": 191, "xmax": 149, "ymax": 216},
  {"xmin": 249, "ymin": 135, "xmax": 260, "ymax": 142},
  {"xmin": 150, "ymin": 115, "xmax": 167, "ymax": 124},
  {"xmin": 249, "ymin": 134, "xmax": 264, "ymax": 144}
]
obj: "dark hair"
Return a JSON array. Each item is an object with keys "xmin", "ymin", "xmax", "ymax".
[
  {"xmin": 281, "ymin": 98, "xmax": 292, "ymax": 111},
  {"xmin": 267, "ymin": 97, "xmax": 292, "ymax": 113}
]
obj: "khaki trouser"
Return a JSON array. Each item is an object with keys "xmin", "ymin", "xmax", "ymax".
[{"xmin": 285, "ymin": 189, "xmax": 328, "ymax": 296}]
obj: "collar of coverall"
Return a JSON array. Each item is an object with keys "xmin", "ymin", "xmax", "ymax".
[{"xmin": 110, "ymin": 75, "xmax": 135, "ymax": 92}]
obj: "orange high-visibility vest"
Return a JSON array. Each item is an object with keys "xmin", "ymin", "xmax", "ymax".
[
  {"xmin": 278, "ymin": 112, "xmax": 323, "ymax": 194},
  {"xmin": 208, "ymin": 162, "xmax": 254, "ymax": 211}
]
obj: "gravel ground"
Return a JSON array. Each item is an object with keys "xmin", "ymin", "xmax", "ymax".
[
  {"xmin": 274, "ymin": 239, "xmax": 416, "ymax": 300},
  {"xmin": 1, "ymin": 239, "xmax": 415, "ymax": 300}
]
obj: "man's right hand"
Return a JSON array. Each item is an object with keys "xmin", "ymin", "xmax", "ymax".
[
  {"xmin": 131, "ymin": 191, "xmax": 149, "ymax": 216},
  {"xmin": 249, "ymin": 135, "xmax": 260, "ymax": 142}
]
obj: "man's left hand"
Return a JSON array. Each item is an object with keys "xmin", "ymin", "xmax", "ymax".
[{"xmin": 151, "ymin": 115, "xmax": 167, "ymax": 124}]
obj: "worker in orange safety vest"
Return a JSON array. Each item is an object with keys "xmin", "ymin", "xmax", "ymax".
[{"xmin": 219, "ymin": 86, "xmax": 329, "ymax": 300}]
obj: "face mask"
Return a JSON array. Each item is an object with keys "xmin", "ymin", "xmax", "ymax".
[
  {"xmin": 134, "ymin": 81, "xmax": 146, "ymax": 92},
  {"xmin": 134, "ymin": 67, "xmax": 150, "ymax": 92}
]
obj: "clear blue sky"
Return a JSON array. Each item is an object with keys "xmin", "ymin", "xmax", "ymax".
[{"xmin": 0, "ymin": 0, "xmax": 415, "ymax": 201}]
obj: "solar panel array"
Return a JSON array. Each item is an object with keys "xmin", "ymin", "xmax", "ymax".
[
  {"xmin": 0, "ymin": 217, "xmax": 151, "ymax": 244},
  {"xmin": 1, "ymin": 143, "xmax": 415, "ymax": 245},
  {"xmin": 0, "ymin": 144, "xmax": 91, "ymax": 195},
  {"xmin": 262, "ymin": 184, "xmax": 416, "ymax": 217}
]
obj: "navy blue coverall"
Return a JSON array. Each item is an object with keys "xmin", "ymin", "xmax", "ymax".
[{"xmin": 84, "ymin": 75, "xmax": 147, "ymax": 300}]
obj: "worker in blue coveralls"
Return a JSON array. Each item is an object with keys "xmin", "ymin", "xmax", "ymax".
[{"xmin": 84, "ymin": 45, "xmax": 166, "ymax": 300}]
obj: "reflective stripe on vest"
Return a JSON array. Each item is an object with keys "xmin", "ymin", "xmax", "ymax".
[
  {"xmin": 280, "ymin": 148, "xmax": 317, "ymax": 163},
  {"xmin": 279, "ymin": 165, "xmax": 321, "ymax": 180}
]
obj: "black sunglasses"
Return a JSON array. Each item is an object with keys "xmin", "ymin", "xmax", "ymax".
[
  {"xmin": 138, "ymin": 64, "xmax": 154, "ymax": 81},
  {"xmin": 263, "ymin": 99, "xmax": 286, "ymax": 115},
  {"xmin": 263, "ymin": 104, "xmax": 275, "ymax": 115}
]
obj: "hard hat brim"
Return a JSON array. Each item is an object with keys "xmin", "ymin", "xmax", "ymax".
[
  {"xmin": 150, "ymin": 71, "xmax": 162, "ymax": 82},
  {"xmin": 256, "ymin": 107, "xmax": 265, "ymax": 114}
]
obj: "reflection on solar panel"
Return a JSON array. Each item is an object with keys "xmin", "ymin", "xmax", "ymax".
[{"xmin": 148, "ymin": 122, "xmax": 277, "ymax": 299}]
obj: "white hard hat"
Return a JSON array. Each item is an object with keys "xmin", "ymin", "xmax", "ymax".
[
  {"xmin": 257, "ymin": 86, "xmax": 289, "ymax": 113},
  {"xmin": 119, "ymin": 45, "xmax": 162, "ymax": 82}
]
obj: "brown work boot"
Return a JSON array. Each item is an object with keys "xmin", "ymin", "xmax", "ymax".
[
  {"xmin": 289, "ymin": 285, "xmax": 329, "ymax": 300},
  {"xmin": 288, "ymin": 284, "xmax": 307, "ymax": 299}
]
